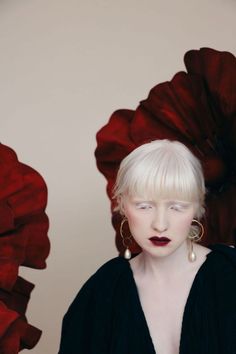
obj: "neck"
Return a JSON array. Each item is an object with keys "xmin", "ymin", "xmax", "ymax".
[{"xmin": 138, "ymin": 240, "xmax": 193, "ymax": 280}]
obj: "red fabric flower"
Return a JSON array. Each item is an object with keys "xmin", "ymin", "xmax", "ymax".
[
  {"xmin": 0, "ymin": 143, "xmax": 49, "ymax": 351},
  {"xmin": 0, "ymin": 315, "xmax": 41, "ymax": 354},
  {"xmin": 0, "ymin": 279, "xmax": 42, "ymax": 353},
  {"xmin": 95, "ymin": 47, "xmax": 236, "ymax": 255}
]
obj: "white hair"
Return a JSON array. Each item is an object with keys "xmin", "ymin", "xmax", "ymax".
[{"xmin": 113, "ymin": 139, "xmax": 205, "ymax": 218}]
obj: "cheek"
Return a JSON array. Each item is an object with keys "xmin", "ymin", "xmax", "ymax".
[
  {"xmin": 125, "ymin": 210, "xmax": 140, "ymax": 227},
  {"xmin": 124, "ymin": 208, "xmax": 148, "ymax": 234},
  {"xmin": 173, "ymin": 213, "xmax": 193, "ymax": 233}
]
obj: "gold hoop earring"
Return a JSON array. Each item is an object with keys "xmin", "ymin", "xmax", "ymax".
[
  {"xmin": 188, "ymin": 219, "xmax": 204, "ymax": 241},
  {"xmin": 188, "ymin": 219, "xmax": 204, "ymax": 262},
  {"xmin": 120, "ymin": 218, "xmax": 132, "ymax": 259}
]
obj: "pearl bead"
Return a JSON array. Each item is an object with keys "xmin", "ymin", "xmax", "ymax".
[
  {"xmin": 189, "ymin": 250, "xmax": 196, "ymax": 262},
  {"xmin": 124, "ymin": 248, "xmax": 131, "ymax": 259}
]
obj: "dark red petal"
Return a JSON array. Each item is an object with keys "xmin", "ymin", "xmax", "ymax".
[
  {"xmin": 95, "ymin": 47, "xmax": 236, "ymax": 253},
  {"xmin": 0, "ymin": 142, "xmax": 49, "ymax": 351}
]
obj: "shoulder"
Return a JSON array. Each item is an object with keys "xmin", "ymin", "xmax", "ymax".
[
  {"xmin": 208, "ymin": 243, "xmax": 236, "ymax": 268},
  {"xmin": 205, "ymin": 244, "xmax": 236, "ymax": 322},
  {"xmin": 95, "ymin": 256, "xmax": 128, "ymax": 276},
  {"xmin": 204, "ymin": 243, "xmax": 236, "ymax": 288},
  {"xmin": 59, "ymin": 257, "xmax": 129, "ymax": 353},
  {"xmin": 69, "ymin": 257, "xmax": 129, "ymax": 304},
  {"xmin": 62, "ymin": 257, "xmax": 129, "ymax": 322},
  {"xmin": 88, "ymin": 256, "xmax": 129, "ymax": 289}
]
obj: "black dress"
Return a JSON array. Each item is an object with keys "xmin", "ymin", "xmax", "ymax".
[{"xmin": 58, "ymin": 244, "xmax": 236, "ymax": 354}]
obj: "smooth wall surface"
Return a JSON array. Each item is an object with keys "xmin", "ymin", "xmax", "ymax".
[{"xmin": 0, "ymin": 0, "xmax": 235, "ymax": 353}]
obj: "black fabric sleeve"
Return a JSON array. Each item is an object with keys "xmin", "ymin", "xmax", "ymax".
[
  {"xmin": 57, "ymin": 258, "xmax": 124, "ymax": 354},
  {"xmin": 58, "ymin": 274, "xmax": 96, "ymax": 354}
]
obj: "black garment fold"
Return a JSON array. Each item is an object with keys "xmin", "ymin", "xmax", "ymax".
[{"xmin": 58, "ymin": 244, "xmax": 236, "ymax": 354}]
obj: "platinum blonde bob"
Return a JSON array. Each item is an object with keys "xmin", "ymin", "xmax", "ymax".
[{"xmin": 113, "ymin": 139, "xmax": 206, "ymax": 219}]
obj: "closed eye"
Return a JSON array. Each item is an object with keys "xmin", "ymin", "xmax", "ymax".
[
  {"xmin": 170, "ymin": 203, "xmax": 189, "ymax": 211},
  {"xmin": 136, "ymin": 203, "xmax": 153, "ymax": 210},
  {"xmin": 170, "ymin": 205, "xmax": 182, "ymax": 211}
]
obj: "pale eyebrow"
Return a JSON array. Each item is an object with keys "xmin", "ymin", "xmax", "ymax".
[
  {"xmin": 133, "ymin": 200, "xmax": 154, "ymax": 204},
  {"xmin": 131, "ymin": 198, "xmax": 155, "ymax": 205},
  {"xmin": 167, "ymin": 200, "xmax": 191, "ymax": 207},
  {"xmin": 131, "ymin": 198, "xmax": 191, "ymax": 207}
]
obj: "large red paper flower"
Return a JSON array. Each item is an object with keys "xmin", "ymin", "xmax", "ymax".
[
  {"xmin": 95, "ymin": 48, "xmax": 236, "ymax": 255},
  {"xmin": 0, "ymin": 143, "xmax": 49, "ymax": 352}
]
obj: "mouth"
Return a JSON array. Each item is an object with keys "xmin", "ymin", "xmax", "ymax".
[{"xmin": 149, "ymin": 236, "xmax": 171, "ymax": 246}]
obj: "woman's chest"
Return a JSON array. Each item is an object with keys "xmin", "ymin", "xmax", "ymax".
[{"xmin": 136, "ymin": 280, "xmax": 193, "ymax": 354}]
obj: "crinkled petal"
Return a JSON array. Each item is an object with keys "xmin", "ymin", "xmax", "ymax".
[
  {"xmin": 0, "ymin": 317, "xmax": 41, "ymax": 353},
  {"xmin": 184, "ymin": 47, "xmax": 236, "ymax": 120},
  {"xmin": 0, "ymin": 142, "xmax": 49, "ymax": 351},
  {"xmin": 0, "ymin": 277, "xmax": 34, "ymax": 315}
]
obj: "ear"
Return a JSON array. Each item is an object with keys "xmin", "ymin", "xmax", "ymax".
[
  {"xmin": 119, "ymin": 195, "xmax": 126, "ymax": 216},
  {"xmin": 194, "ymin": 202, "xmax": 204, "ymax": 219},
  {"xmin": 120, "ymin": 201, "xmax": 125, "ymax": 216}
]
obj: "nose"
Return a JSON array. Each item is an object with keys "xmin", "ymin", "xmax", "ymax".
[{"xmin": 151, "ymin": 209, "xmax": 168, "ymax": 233}]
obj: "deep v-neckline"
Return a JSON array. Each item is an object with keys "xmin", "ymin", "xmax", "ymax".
[{"xmin": 125, "ymin": 250, "xmax": 214, "ymax": 354}]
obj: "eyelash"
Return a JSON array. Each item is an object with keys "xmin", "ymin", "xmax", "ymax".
[
  {"xmin": 170, "ymin": 205, "xmax": 184, "ymax": 211},
  {"xmin": 136, "ymin": 204, "xmax": 152, "ymax": 210},
  {"xmin": 135, "ymin": 203, "xmax": 187, "ymax": 211}
]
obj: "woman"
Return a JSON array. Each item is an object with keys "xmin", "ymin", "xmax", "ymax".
[{"xmin": 58, "ymin": 139, "xmax": 236, "ymax": 354}]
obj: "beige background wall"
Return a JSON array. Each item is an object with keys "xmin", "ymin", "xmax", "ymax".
[{"xmin": 0, "ymin": 0, "xmax": 235, "ymax": 353}]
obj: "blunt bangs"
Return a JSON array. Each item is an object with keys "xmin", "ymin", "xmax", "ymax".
[
  {"xmin": 121, "ymin": 154, "xmax": 200, "ymax": 202},
  {"xmin": 113, "ymin": 140, "xmax": 205, "ymax": 217}
]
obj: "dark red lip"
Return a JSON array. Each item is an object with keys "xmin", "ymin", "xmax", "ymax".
[
  {"xmin": 149, "ymin": 236, "xmax": 171, "ymax": 247},
  {"xmin": 149, "ymin": 236, "xmax": 170, "ymax": 241}
]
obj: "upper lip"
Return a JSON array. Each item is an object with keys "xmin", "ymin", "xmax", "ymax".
[{"xmin": 149, "ymin": 236, "xmax": 171, "ymax": 241}]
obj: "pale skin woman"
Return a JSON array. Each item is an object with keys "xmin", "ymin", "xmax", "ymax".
[
  {"xmin": 122, "ymin": 195, "xmax": 211, "ymax": 354},
  {"xmin": 114, "ymin": 139, "xmax": 211, "ymax": 354}
]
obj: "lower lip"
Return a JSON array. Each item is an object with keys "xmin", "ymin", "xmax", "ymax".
[{"xmin": 149, "ymin": 240, "xmax": 170, "ymax": 247}]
